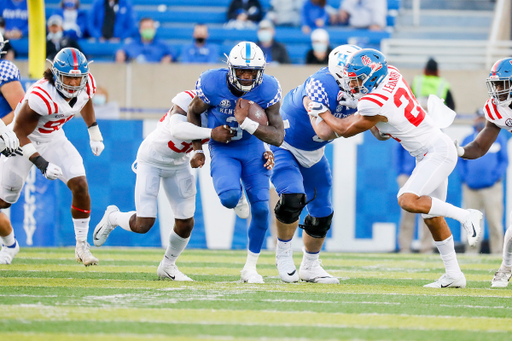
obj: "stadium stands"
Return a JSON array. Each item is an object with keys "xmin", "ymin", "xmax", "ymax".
[{"xmin": 14, "ymin": 0, "xmax": 401, "ymax": 64}]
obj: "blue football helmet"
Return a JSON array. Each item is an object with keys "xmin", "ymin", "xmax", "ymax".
[
  {"xmin": 343, "ymin": 49, "xmax": 388, "ymax": 99},
  {"xmin": 49, "ymin": 48, "xmax": 90, "ymax": 98},
  {"xmin": 225, "ymin": 41, "xmax": 266, "ymax": 92},
  {"xmin": 486, "ymin": 58, "xmax": 512, "ymax": 107}
]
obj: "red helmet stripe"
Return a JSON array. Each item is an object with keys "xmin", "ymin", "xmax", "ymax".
[{"xmin": 71, "ymin": 49, "xmax": 78, "ymax": 70}]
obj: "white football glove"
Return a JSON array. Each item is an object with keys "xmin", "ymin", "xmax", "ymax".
[
  {"xmin": 44, "ymin": 163, "xmax": 63, "ymax": 180},
  {"xmin": 454, "ymin": 140, "xmax": 465, "ymax": 157},
  {"xmin": 339, "ymin": 96, "xmax": 358, "ymax": 109},
  {"xmin": 88, "ymin": 124, "xmax": 104, "ymax": 156},
  {"xmin": 307, "ymin": 102, "xmax": 329, "ymax": 118},
  {"xmin": 0, "ymin": 126, "xmax": 20, "ymax": 157},
  {"xmin": 90, "ymin": 140, "xmax": 105, "ymax": 156}
]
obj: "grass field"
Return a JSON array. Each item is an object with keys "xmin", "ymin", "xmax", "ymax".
[{"xmin": 1, "ymin": 247, "xmax": 511, "ymax": 341}]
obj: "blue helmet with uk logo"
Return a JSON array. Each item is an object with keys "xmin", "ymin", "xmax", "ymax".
[
  {"xmin": 49, "ymin": 47, "xmax": 90, "ymax": 99},
  {"xmin": 486, "ymin": 57, "xmax": 512, "ymax": 107},
  {"xmin": 343, "ymin": 48, "xmax": 388, "ymax": 99}
]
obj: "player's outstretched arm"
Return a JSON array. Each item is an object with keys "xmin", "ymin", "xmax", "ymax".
[
  {"xmin": 14, "ymin": 102, "xmax": 62, "ymax": 180},
  {"xmin": 254, "ymin": 102, "xmax": 284, "ymax": 146},
  {"xmin": 459, "ymin": 120, "xmax": 501, "ymax": 159},
  {"xmin": 318, "ymin": 111, "xmax": 383, "ymax": 138},
  {"xmin": 187, "ymin": 96, "xmax": 211, "ymax": 168}
]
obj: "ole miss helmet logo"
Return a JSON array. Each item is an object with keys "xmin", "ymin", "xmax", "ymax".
[{"xmin": 361, "ymin": 55, "xmax": 382, "ymax": 72}]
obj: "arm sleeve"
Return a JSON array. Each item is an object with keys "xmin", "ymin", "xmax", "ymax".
[
  {"xmin": 169, "ymin": 113, "xmax": 212, "ymax": 140},
  {"xmin": 0, "ymin": 61, "xmax": 21, "ymax": 87}
]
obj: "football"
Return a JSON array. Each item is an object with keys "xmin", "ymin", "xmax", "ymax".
[{"xmin": 237, "ymin": 99, "xmax": 268, "ymax": 125}]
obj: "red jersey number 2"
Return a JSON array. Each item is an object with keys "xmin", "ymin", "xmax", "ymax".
[{"xmin": 393, "ymin": 87, "xmax": 425, "ymax": 127}]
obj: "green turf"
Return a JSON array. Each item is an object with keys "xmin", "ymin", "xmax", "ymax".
[{"xmin": 1, "ymin": 248, "xmax": 511, "ymax": 341}]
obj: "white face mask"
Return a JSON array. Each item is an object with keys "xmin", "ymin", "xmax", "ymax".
[
  {"xmin": 93, "ymin": 94, "xmax": 107, "ymax": 106},
  {"xmin": 257, "ymin": 30, "xmax": 273, "ymax": 44},
  {"xmin": 47, "ymin": 31, "xmax": 63, "ymax": 41},
  {"xmin": 312, "ymin": 42, "xmax": 328, "ymax": 53}
]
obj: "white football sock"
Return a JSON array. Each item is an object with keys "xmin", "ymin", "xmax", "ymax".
[
  {"xmin": 302, "ymin": 249, "xmax": 320, "ymax": 263},
  {"xmin": 434, "ymin": 235, "xmax": 462, "ymax": 277},
  {"xmin": 110, "ymin": 211, "xmax": 136, "ymax": 232},
  {"xmin": 244, "ymin": 250, "xmax": 260, "ymax": 270},
  {"xmin": 500, "ymin": 226, "xmax": 512, "ymax": 269},
  {"xmin": 73, "ymin": 217, "xmax": 90, "ymax": 242},
  {"xmin": 429, "ymin": 197, "xmax": 469, "ymax": 222},
  {"xmin": 1, "ymin": 230, "xmax": 15, "ymax": 247},
  {"xmin": 277, "ymin": 238, "xmax": 292, "ymax": 251},
  {"xmin": 164, "ymin": 230, "xmax": 190, "ymax": 265}
]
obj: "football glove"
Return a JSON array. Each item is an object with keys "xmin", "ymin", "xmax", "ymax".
[{"xmin": 454, "ymin": 140, "xmax": 465, "ymax": 157}]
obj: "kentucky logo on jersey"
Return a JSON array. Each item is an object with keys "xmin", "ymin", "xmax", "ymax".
[{"xmin": 220, "ymin": 100, "xmax": 231, "ymax": 108}]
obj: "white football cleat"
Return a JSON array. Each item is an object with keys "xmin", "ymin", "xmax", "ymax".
[
  {"xmin": 276, "ymin": 244, "xmax": 299, "ymax": 283},
  {"xmin": 462, "ymin": 209, "xmax": 483, "ymax": 248},
  {"xmin": 241, "ymin": 268, "xmax": 264, "ymax": 283},
  {"xmin": 424, "ymin": 273, "xmax": 466, "ymax": 288},
  {"xmin": 491, "ymin": 268, "xmax": 512, "ymax": 288},
  {"xmin": 75, "ymin": 240, "xmax": 99, "ymax": 266},
  {"xmin": 157, "ymin": 259, "xmax": 193, "ymax": 281},
  {"xmin": 234, "ymin": 193, "xmax": 250, "ymax": 219},
  {"xmin": 299, "ymin": 258, "xmax": 339, "ymax": 284},
  {"xmin": 93, "ymin": 205, "xmax": 119, "ymax": 247},
  {"xmin": 0, "ymin": 240, "xmax": 19, "ymax": 265}
]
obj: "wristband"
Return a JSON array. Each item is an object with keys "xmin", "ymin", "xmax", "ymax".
[
  {"xmin": 192, "ymin": 149, "xmax": 204, "ymax": 156},
  {"xmin": 240, "ymin": 117, "xmax": 259, "ymax": 134},
  {"xmin": 22, "ymin": 143, "xmax": 37, "ymax": 160},
  {"xmin": 30, "ymin": 155, "xmax": 49, "ymax": 174},
  {"xmin": 88, "ymin": 124, "xmax": 103, "ymax": 142}
]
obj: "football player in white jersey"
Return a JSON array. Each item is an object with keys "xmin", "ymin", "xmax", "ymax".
[
  {"xmin": 455, "ymin": 57, "xmax": 512, "ymax": 288},
  {"xmin": 0, "ymin": 48, "xmax": 104, "ymax": 266},
  {"xmin": 93, "ymin": 90, "xmax": 271, "ymax": 281},
  {"xmin": 308, "ymin": 49, "xmax": 484, "ymax": 288},
  {"xmin": 0, "ymin": 31, "xmax": 24, "ymax": 265}
]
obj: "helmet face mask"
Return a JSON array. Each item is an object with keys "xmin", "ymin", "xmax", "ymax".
[
  {"xmin": 0, "ymin": 32, "xmax": 7, "ymax": 55},
  {"xmin": 486, "ymin": 58, "xmax": 512, "ymax": 107},
  {"xmin": 342, "ymin": 49, "xmax": 388, "ymax": 98},
  {"xmin": 50, "ymin": 48, "xmax": 90, "ymax": 99},
  {"xmin": 226, "ymin": 41, "xmax": 266, "ymax": 93}
]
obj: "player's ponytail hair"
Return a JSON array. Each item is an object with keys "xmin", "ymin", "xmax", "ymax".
[{"xmin": 43, "ymin": 68, "xmax": 56, "ymax": 86}]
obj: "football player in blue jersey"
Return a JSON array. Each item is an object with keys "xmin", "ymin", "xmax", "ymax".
[
  {"xmin": 0, "ymin": 32, "xmax": 24, "ymax": 264},
  {"xmin": 271, "ymin": 44, "xmax": 361, "ymax": 283},
  {"xmin": 187, "ymin": 42, "xmax": 284, "ymax": 283}
]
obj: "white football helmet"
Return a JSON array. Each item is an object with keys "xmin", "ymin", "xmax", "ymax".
[
  {"xmin": 226, "ymin": 41, "xmax": 266, "ymax": 93},
  {"xmin": 0, "ymin": 32, "xmax": 8, "ymax": 55},
  {"xmin": 328, "ymin": 44, "xmax": 361, "ymax": 89}
]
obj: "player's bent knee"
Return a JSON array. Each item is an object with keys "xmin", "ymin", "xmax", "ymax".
[
  {"xmin": 68, "ymin": 177, "xmax": 89, "ymax": 196},
  {"xmin": 274, "ymin": 193, "xmax": 306, "ymax": 224},
  {"xmin": 0, "ymin": 200, "xmax": 11, "ymax": 209},
  {"xmin": 133, "ymin": 218, "xmax": 155, "ymax": 234},
  {"xmin": 251, "ymin": 201, "xmax": 269, "ymax": 222},
  {"xmin": 300, "ymin": 212, "xmax": 333, "ymax": 238},
  {"xmin": 175, "ymin": 218, "xmax": 194, "ymax": 237},
  {"xmin": 397, "ymin": 193, "xmax": 419, "ymax": 212},
  {"xmin": 219, "ymin": 189, "xmax": 240, "ymax": 209}
]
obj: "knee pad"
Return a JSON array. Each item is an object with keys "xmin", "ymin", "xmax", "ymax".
[
  {"xmin": 299, "ymin": 212, "xmax": 334, "ymax": 238},
  {"xmin": 274, "ymin": 193, "xmax": 306, "ymax": 224},
  {"xmin": 219, "ymin": 189, "xmax": 240, "ymax": 209}
]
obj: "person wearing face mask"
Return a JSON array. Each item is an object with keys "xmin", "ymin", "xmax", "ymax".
[
  {"xmin": 457, "ymin": 109, "xmax": 508, "ymax": 255},
  {"xmin": 256, "ymin": 20, "xmax": 290, "ymax": 65},
  {"xmin": 52, "ymin": 0, "xmax": 88, "ymax": 39},
  {"xmin": 88, "ymin": 0, "xmax": 136, "ymax": 42},
  {"xmin": 180, "ymin": 24, "xmax": 219, "ymax": 64},
  {"xmin": 46, "ymin": 15, "xmax": 82, "ymax": 60},
  {"xmin": 305, "ymin": 28, "xmax": 332, "ymax": 65},
  {"xmin": 115, "ymin": 17, "xmax": 174, "ymax": 63},
  {"xmin": 91, "ymin": 86, "xmax": 120, "ymax": 119}
]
